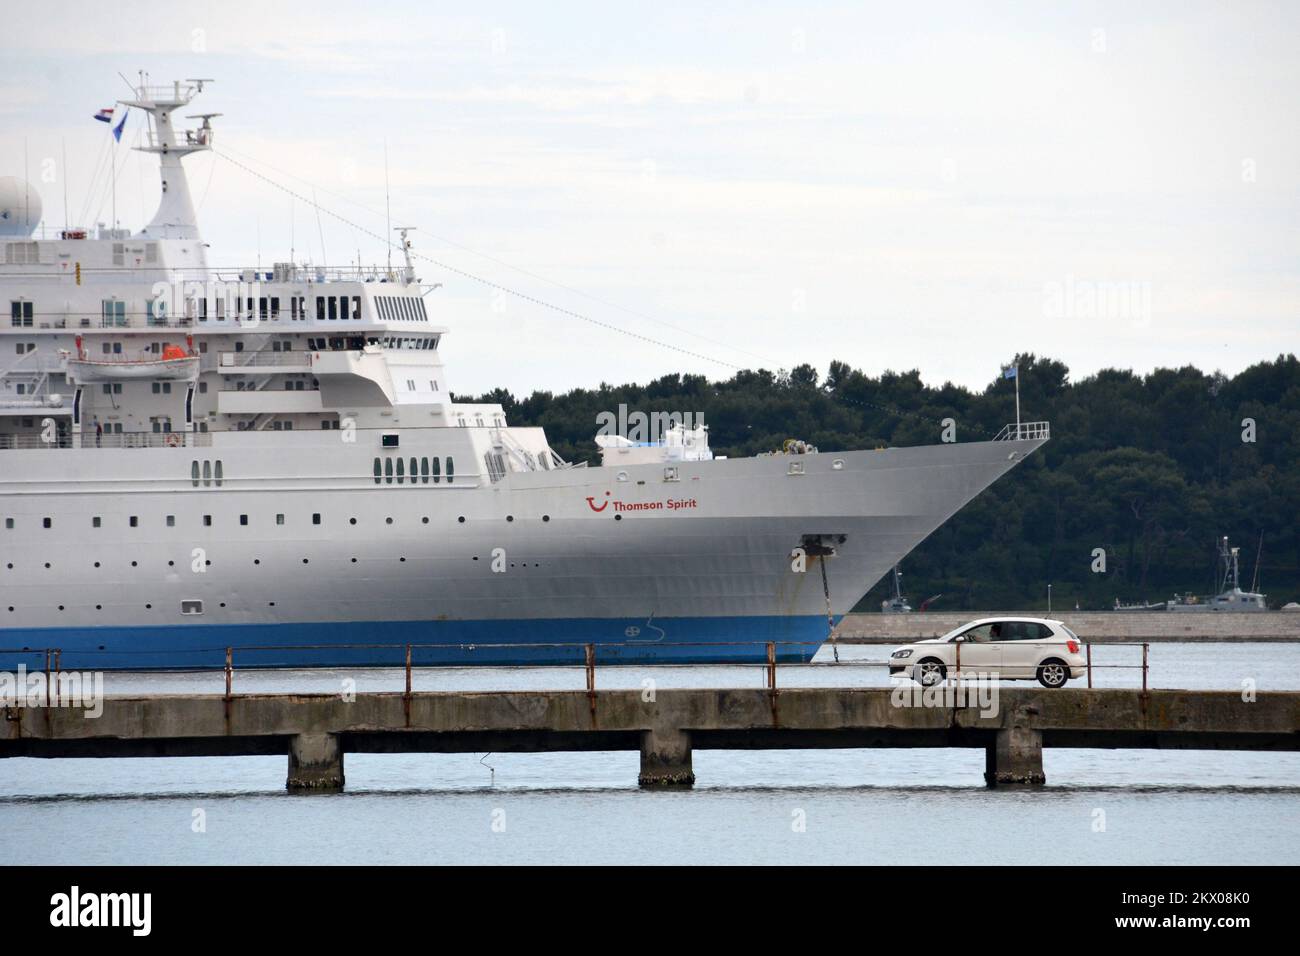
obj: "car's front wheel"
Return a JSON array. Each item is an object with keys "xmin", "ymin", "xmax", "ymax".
[
  {"xmin": 1037, "ymin": 659, "xmax": 1070, "ymax": 688},
  {"xmin": 915, "ymin": 658, "xmax": 947, "ymax": 686}
]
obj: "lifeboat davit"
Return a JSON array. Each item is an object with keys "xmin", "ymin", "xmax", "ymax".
[{"xmin": 63, "ymin": 336, "xmax": 200, "ymax": 383}]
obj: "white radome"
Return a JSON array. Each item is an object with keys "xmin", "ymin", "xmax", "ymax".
[{"xmin": 0, "ymin": 176, "xmax": 42, "ymax": 236}]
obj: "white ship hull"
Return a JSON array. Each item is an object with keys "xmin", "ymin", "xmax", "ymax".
[{"xmin": 0, "ymin": 431, "xmax": 1045, "ymax": 668}]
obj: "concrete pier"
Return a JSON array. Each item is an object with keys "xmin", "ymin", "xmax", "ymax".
[
  {"xmin": 2, "ymin": 688, "xmax": 1297, "ymax": 791},
  {"xmin": 835, "ymin": 610, "xmax": 1300, "ymax": 643},
  {"xmin": 287, "ymin": 733, "xmax": 344, "ymax": 792},
  {"xmin": 638, "ymin": 728, "xmax": 695, "ymax": 788}
]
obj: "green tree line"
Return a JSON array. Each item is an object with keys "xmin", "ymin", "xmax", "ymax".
[{"xmin": 458, "ymin": 353, "xmax": 1300, "ymax": 611}]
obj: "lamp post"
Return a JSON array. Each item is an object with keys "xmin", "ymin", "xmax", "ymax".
[{"xmin": 1047, "ymin": 584, "xmax": 1053, "ymax": 614}]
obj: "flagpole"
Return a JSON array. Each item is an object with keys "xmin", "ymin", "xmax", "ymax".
[
  {"xmin": 111, "ymin": 126, "xmax": 117, "ymax": 235},
  {"xmin": 1015, "ymin": 365, "xmax": 1021, "ymax": 432}
]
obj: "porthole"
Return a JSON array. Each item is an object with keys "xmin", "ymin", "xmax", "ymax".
[
  {"xmin": 615, "ymin": 514, "xmax": 623, "ymax": 521},
  {"xmin": 58, "ymin": 605, "xmax": 64, "ymax": 611},
  {"xmin": 399, "ymin": 557, "xmax": 406, "ymax": 562},
  {"xmin": 350, "ymin": 517, "xmax": 358, "ymax": 525},
  {"xmin": 458, "ymin": 516, "xmax": 466, "ymax": 523},
  {"xmin": 351, "ymin": 558, "xmax": 358, "ymax": 563},
  {"xmin": 506, "ymin": 515, "xmax": 514, "ymax": 522},
  {"xmin": 145, "ymin": 604, "xmax": 152, "ymax": 609},
  {"xmin": 95, "ymin": 605, "xmax": 102, "ymax": 610},
  {"xmin": 44, "ymin": 562, "xmax": 50, "ymax": 569},
  {"xmin": 386, "ymin": 517, "xmax": 394, "ymax": 525},
  {"xmin": 302, "ymin": 558, "xmax": 309, "ymax": 564},
  {"xmin": 254, "ymin": 559, "xmax": 260, "ymax": 565},
  {"xmin": 131, "ymin": 561, "xmax": 138, "ymax": 567},
  {"xmin": 542, "ymin": 515, "xmax": 550, "ymax": 522},
  {"xmin": 421, "ymin": 517, "xmax": 429, "ymax": 524},
  {"xmin": 93, "ymin": 562, "xmax": 100, "ymax": 568},
  {"xmin": 269, "ymin": 601, "xmax": 276, "ymax": 607}
]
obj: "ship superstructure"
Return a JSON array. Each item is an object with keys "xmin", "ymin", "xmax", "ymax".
[{"xmin": 1, "ymin": 79, "xmax": 1049, "ymax": 669}]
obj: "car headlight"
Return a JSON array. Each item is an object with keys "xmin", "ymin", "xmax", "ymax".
[{"xmin": 891, "ymin": 649, "xmax": 913, "ymax": 659}]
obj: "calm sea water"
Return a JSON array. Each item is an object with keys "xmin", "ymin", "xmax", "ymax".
[{"xmin": 4, "ymin": 642, "xmax": 1298, "ymax": 865}]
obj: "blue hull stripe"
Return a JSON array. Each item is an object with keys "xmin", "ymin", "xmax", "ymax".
[{"xmin": 0, "ymin": 616, "xmax": 836, "ymax": 670}]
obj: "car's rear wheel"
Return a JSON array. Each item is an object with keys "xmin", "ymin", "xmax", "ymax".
[
  {"xmin": 915, "ymin": 658, "xmax": 947, "ymax": 686},
  {"xmin": 1037, "ymin": 659, "xmax": 1069, "ymax": 688}
]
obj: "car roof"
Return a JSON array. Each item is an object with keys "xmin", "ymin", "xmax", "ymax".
[{"xmin": 961, "ymin": 617, "xmax": 1062, "ymax": 626}]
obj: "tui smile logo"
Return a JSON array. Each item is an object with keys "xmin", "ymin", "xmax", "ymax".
[{"xmin": 586, "ymin": 491, "xmax": 611, "ymax": 512}]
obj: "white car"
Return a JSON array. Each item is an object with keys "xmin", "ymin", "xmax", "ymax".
[{"xmin": 888, "ymin": 617, "xmax": 1087, "ymax": 688}]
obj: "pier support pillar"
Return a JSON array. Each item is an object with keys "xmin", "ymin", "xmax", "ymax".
[
  {"xmin": 638, "ymin": 728, "xmax": 694, "ymax": 788},
  {"xmin": 984, "ymin": 726, "xmax": 1045, "ymax": 787},
  {"xmin": 287, "ymin": 733, "xmax": 344, "ymax": 792}
]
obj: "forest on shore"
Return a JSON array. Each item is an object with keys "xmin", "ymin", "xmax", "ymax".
[{"xmin": 458, "ymin": 353, "xmax": 1300, "ymax": 611}]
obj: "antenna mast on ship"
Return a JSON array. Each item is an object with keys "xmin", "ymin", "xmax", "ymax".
[{"xmin": 117, "ymin": 76, "xmax": 217, "ymax": 245}]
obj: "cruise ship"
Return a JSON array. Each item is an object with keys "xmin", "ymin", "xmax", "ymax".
[{"xmin": 0, "ymin": 79, "xmax": 1049, "ymax": 670}]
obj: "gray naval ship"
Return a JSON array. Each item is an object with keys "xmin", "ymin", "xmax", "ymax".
[
  {"xmin": 0, "ymin": 78, "xmax": 1050, "ymax": 670},
  {"xmin": 1115, "ymin": 536, "xmax": 1268, "ymax": 612}
]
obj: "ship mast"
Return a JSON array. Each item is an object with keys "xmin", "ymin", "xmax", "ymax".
[{"xmin": 118, "ymin": 76, "xmax": 217, "ymax": 243}]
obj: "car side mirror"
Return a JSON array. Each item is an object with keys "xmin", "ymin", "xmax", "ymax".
[{"xmin": 953, "ymin": 635, "xmax": 966, "ymax": 643}]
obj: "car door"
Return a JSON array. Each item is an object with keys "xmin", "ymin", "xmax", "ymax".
[
  {"xmin": 953, "ymin": 623, "xmax": 1001, "ymax": 677},
  {"xmin": 995, "ymin": 622, "xmax": 1035, "ymax": 678}
]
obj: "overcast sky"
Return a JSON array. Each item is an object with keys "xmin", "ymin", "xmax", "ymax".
[{"xmin": 4, "ymin": 1, "xmax": 1297, "ymax": 397}]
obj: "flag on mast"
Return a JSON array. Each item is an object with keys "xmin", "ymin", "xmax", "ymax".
[
  {"xmin": 1003, "ymin": 364, "xmax": 1021, "ymax": 428},
  {"xmin": 112, "ymin": 111, "xmax": 128, "ymax": 143},
  {"xmin": 93, "ymin": 108, "xmax": 114, "ymax": 123}
]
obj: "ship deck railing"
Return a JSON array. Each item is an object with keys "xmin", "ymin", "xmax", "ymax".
[
  {"xmin": 992, "ymin": 421, "xmax": 1050, "ymax": 441},
  {"xmin": 0, "ymin": 431, "xmax": 214, "ymax": 450}
]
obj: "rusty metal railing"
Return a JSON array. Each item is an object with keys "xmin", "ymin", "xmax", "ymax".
[{"xmin": 0, "ymin": 640, "xmax": 1153, "ymax": 701}]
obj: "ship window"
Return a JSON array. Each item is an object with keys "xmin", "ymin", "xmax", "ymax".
[
  {"xmin": 214, "ymin": 460, "xmax": 224, "ymax": 486},
  {"xmin": 199, "ymin": 382, "xmax": 208, "ymax": 393},
  {"xmin": 313, "ymin": 513, "xmax": 321, "ymax": 525},
  {"xmin": 10, "ymin": 300, "xmax": 35, "ymax": 327},
  {"xmin": 166, "ymin": 515, "xmax": 175, "ymax": 527},
  {"xmin": 240, "ymin": 514, "xmax": 249, "ymax": 526},
  {"xmin": 316, "ymin": 297, "xmax": 325, "ymax": 321},
  {"xmin": 101, "ymin": 343, "xmax": 111, "ymax": 354},
  {"xmin": 276, "ymin": 514, "xmax": 285, "ymax": 525},
  {"xmin": 446, "ymin": 457, "xmax": 454, "ymax": 484},
  {"xmin": 396, "ymin": 457, "xmax": 405, "ymax": 483},
  {"xmin": 203, "ymin": 514, "xmax": 212, "ymax": 526},
  {"xmin": 129, "ymin": 516, "xmax": 139, "ymax": 527},
  {"xmin": 101, "ymin": 300, "xmax": 127, "ymax": 327},
  {"xmin": 43, "ymin": 517, "xmax": 52, "ymax": 528},
  {"xmin": 181, "ymin": 600, "xmax": 203, "ymax": 615},
  {"xmin": 373, "ymin": 457, "xmax": 382, "ymax": 484},
  {"xmin": 92, "ymin": 516, "xmax": 101, "ymax": 528},
  {"xmin": 202, "ymin": 460, "xmax": 211, "ymax": 485},
  {"xmin": 351, "ymin": 295, "xmax": 361, "ymax": 319},
  {"xmin": 431, "ymin": 456, "xmax": 440, "ymax": 483},
  {"xmin": 270, "ymin": 296, "xmax": 280, "ymax": 318},
  {"xmin": 409, "ymin": 458, "xmax": 418, "ymax": 484},
  {"xmin": 421, "ymin": 457, "xmax": 429, "ymax": 483},
  {"xmin": 385, "ymin": 457, "xmax": 393, "ymax": 484},
  {"xmin": 328, "ymin": 297, "xmax": 338, "ymax": 321}
]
